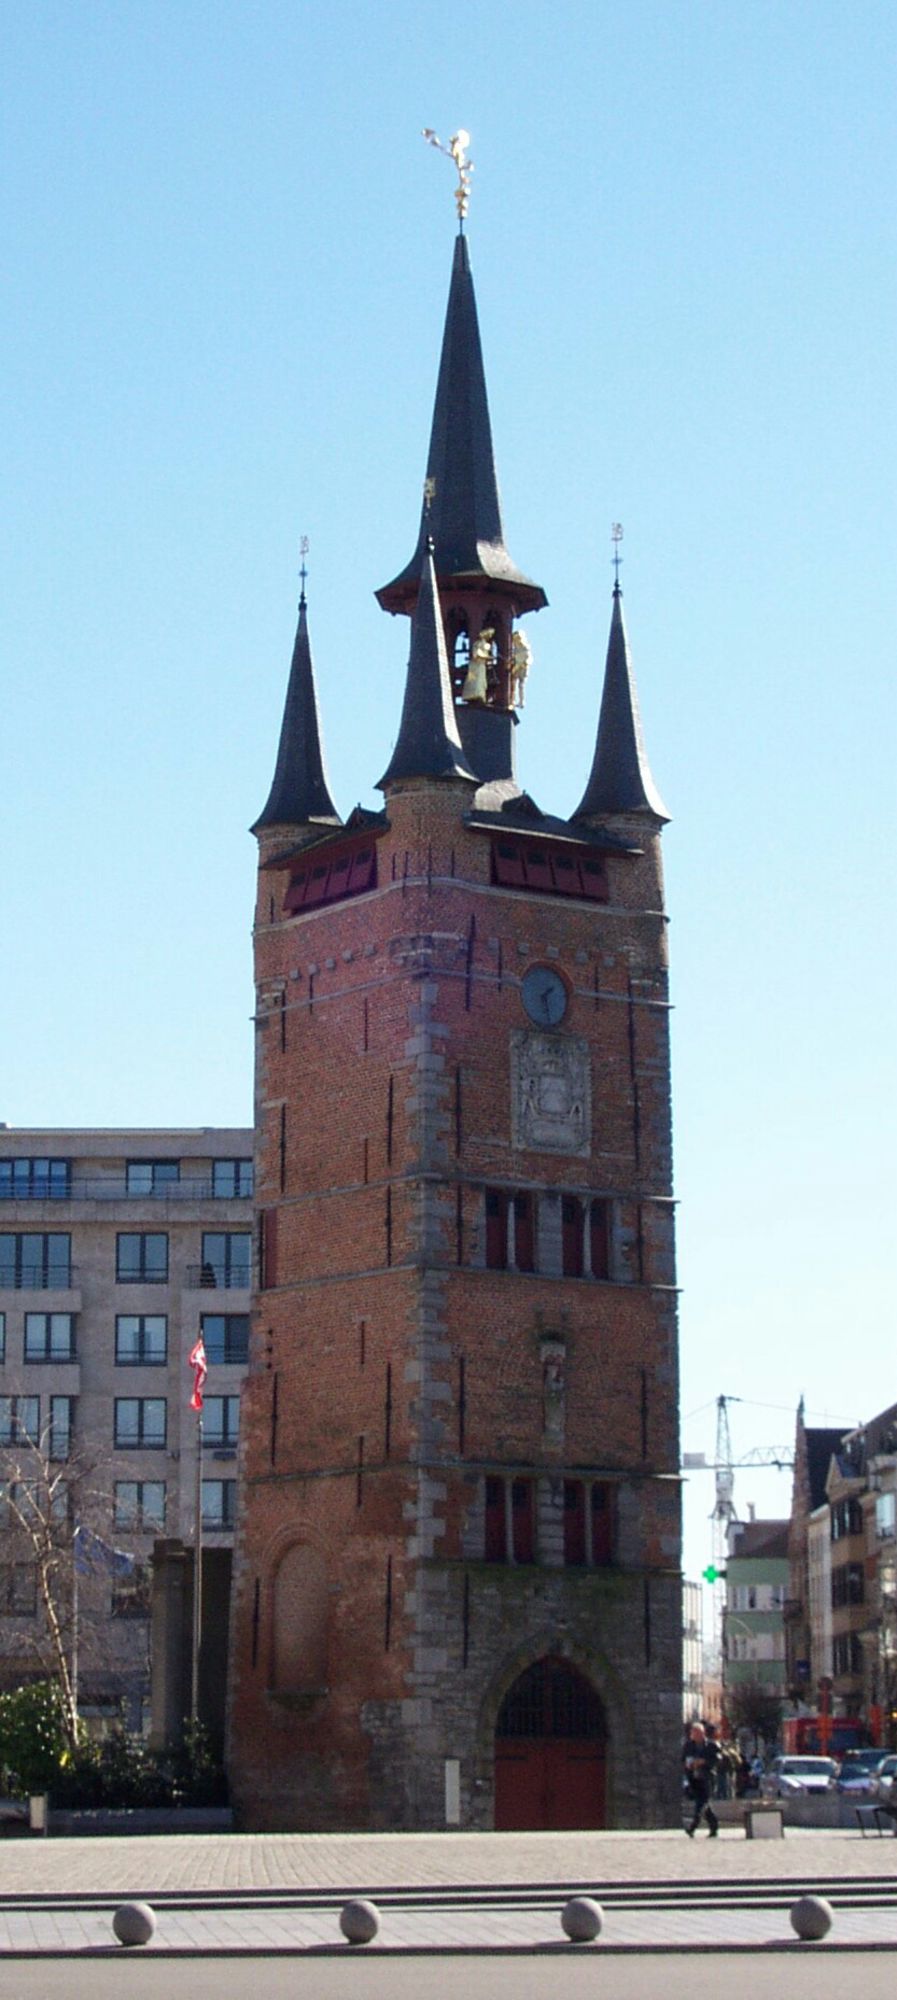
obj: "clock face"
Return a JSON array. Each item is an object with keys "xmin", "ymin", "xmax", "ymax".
[{"xmin": 521, "ymin": 964, "xmax": 568, "ymax": 1027}]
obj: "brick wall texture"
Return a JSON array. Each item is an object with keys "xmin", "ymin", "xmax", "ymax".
[{"xmin": 226, "ymin": 778, "xmax": 682, "ymax": 1828}]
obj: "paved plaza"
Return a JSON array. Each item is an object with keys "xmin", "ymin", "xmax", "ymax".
[{"xmin": 0, "ymin": 1825, "xmax": 895, "ymax": 1958}]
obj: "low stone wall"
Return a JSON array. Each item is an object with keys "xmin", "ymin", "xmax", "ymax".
[{"xmin": 47, "ymin": 1806, "xmax": 234, "ymax": 1837}]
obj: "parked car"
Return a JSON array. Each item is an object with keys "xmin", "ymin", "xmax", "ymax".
[
  {"xmin": 760, "ymin": 1755, "xmax": 839, "ymax": 1798},
  {"xmin": 835, "ymin": 1749, "xmax": 892, "ymax": 1795},
  {"xmin": 871, "ymin": 1754, "xmax": 897, "ymax": 1802}
]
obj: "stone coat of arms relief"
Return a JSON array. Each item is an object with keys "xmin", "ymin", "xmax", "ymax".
[{"xmin": 510, "ymin": 1030, "xmax": 591, "ymax": 1157}]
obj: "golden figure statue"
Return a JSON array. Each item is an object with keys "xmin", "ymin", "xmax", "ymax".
[
  {"xmin": 510, "ymin": 630, "xmax": 532, "ymax": 707},
  {"xmin": 422, "ymin": 127, "xmax": 474, "ymax": 223}
]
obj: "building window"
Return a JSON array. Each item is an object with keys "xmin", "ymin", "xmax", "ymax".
[
  {"xmin": 201, "ymin": 1314, "xmax": 249, "ymax": 1365},
  {"xmin": 201, "ymin": 1478, "xmax": 236, "ymax": 1529},
  {"xmin": 564, "ymin": 1481, "xmax": 587, "ymax": 1565},
  {"xmin": 114, "ymin": 1480, "xmax": 166, "ymax": 1532},
  {"xmin": 48, "ymin": 1396, "xmax": 73, "ymax": 1461},
  {"xmin": 485, "ymin": 1190, "xmax": 509, "ymax": 1270},
  {"xmin": 0, "ymin": 1564, "xmax": 37, "ymax": 1615},
  {"xmin": 200, "ymin": 1232, "xmax": 251, "ymax": 1289},
  {"xmin": 833, "ymin": 1632, "xmax": 863, "ymax": 1676},
  {"xmin": 116, "ymin": 1234, "xmax": 168, "ymax": 1284},
  {"xmin": 114, "ymin": 1398, "xmax": 166, "ymax": 1449},
  {"xmin": 513, "ymin": 1193, "xmax": 535, "ymax": 1272},
  {"xmin": 24, "ymin": 1313, "xmax": 75, "ymax": 1362},
  {"xmin": 111, "ymin": 1567, "xmax": 150, "ymax": 1619},
  {"xmin": 202, "ymin": 1395, "xmax": 240, "ymax": 1451},
  {"xmin": 212, "ymin": 1160, "xmax": 253, "ymax": 1199},
  {"xmin": 591, "ymin": 1482, "xmax": 614, "ymax": 1564},
  {"xmin": 561, "ymin": 1197, "xmax": 584, "ymax": 1278},
  {"xmin": 126, "ymin": 1161, "xmax": 180, "ymax": 1197},
  {"xmin": 876, "ymin": 1492, "xmax": 896, "ymax": 1541},
  {"xmin": 0, "ymin": 1159, "xmax": 70, "ymax": 1201},
  {"xmin": 0, "ymin": 1396, "xmax": 39, "ymax": 1446},
  {"xmin": 484, "ymin": 1476, "xmax": 506, "ymax": 1560},
  {"xmin": 115, "ymin": 1315, "xmax": 167, "ymax": 1365},
  {"xmin": 490, "ymin": 837, "xmax": 609, "ymax": 902},
  {"xmin": 282, "ymin": 843, "xmax": 376, "ymax": 916},
  {"xmin": 0, "ymin": 1311, "xmax": 6, "ymax": 1363},
  {"xmin": 0, "ymin": 1234, "xmax": 71, "ymax": 1289},
  {"xmin": 590, "ymin": 1199, "xmax": 610, "ymax": 1279},
  {"xmin": 831, "ymin": 1497, "xmax": 863, "ymax": 1540},
  {"xmin": 511, "ymin": 1478, "xmax": 535, "ymax": 1563},
  {"xmin": 831, "ymin": 1562, "xmax": 864, "ymax": 1609}
]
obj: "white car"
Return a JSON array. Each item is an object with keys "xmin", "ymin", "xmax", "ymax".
[
  {"xmin": 837, "ymin": 1750, "xmax": 893, "ymax": 1795},
  {"xmin": 872, "ymin": 1754, "xmax": 897, "ymax": 1802},
  {"xmin": 760, "ymin": 1755, "xmax": 838, "ymax": 1798}
]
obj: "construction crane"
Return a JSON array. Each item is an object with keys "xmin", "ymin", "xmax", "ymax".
[{"xmin": 682, "ymin": 1394, "xmax": 795, "ymax": 1650}]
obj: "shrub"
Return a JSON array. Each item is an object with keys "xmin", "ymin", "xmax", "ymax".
[{"xmin": 0, "ymin": 1682, "xmax": 73, "ymax": 1797}]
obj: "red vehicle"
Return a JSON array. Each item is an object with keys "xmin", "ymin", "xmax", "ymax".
[{"xmin": 782, "ymin": 1714, "xmax": 864, "ymax": 1757}]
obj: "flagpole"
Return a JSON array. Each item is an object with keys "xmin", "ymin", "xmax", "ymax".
[{"xmin": 191, "ymin": 1410, "xmax": 203, "ymax": 1725}]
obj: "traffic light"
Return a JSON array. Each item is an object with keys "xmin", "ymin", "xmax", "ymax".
[{"xmin": 702, "ymin": 1564, "xmax": 726, "ymax": 1583}]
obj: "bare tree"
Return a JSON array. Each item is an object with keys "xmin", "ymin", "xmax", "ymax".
[
  {"xmin": 725, "ymin": 1679, "xmax": 784, "ymax": 1755},
  {"xmin": 0, "ymin": 1420, "xmax": 108, "ymax": 1749}
]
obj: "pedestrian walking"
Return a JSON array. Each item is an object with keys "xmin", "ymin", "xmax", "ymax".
[{"xmin": 683, "ymin": 1721, "xmax": 719, "ymax": 1837}]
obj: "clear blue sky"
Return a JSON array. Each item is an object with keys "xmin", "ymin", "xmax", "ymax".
[{"xmin": 4, "ymin": 0, "xmax": 895, "ymax": 1588}]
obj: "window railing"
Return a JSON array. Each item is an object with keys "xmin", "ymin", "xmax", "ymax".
[
  {"xmin": 0, "ymin": 1266, "xmax": 77, "ymax": 1291},
  {"xmin": 0, "ymin": 1177, "xmax": 252, "ymax": 1204},
  {"xmin": 186, "ymin": 1265, "xmax": 252, "ymax": 1290}
]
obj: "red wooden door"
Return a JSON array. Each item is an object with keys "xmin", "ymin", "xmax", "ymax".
[
  {"xmin": 495, "ymin": 1739, "xmax": 606, "ymax": 1829},
  {"xmin": 494, "ymin": 1659, "xmax": 607, "ymax": 1830}
]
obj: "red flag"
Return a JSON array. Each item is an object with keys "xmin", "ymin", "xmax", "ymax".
[{"xmin": 188, "ymin": 1336, "xmax": 207, "ymax": 1412}]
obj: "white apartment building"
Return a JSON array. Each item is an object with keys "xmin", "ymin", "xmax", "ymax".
[{"xmin": 0, "ymin": 1127, "xmax": 252, "ymax": 1728}]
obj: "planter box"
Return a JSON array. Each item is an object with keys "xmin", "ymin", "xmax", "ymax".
[
  {"xmin": 744, "ymin": 1804, "xmax": 784, "ymax": 1839},
  {"xmin": 47, "ymin": 1805, "xmax": 233, "ymax": 1837}
]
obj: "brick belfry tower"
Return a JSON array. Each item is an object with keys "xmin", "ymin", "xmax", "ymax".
[{"xmin": 226, "ymin": 194, "xmax": 682, "ymax": 1831}]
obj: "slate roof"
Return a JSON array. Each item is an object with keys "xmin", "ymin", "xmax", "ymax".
[
  {"xmin": 729, "ymin": 1519, "xmax": 790, "ymax": 1561},
  {"xmin": 377, "ymin": 234, "xmax": 546, "ymax": 616},
  {"xmin": 378, "ymin": 540, "xmax": 478, "ymax": 790},
  {"xmin": 252, "ymin": 594, "xmax": 341, "ymax": 834},
  {"xmin": 574, "ymin": 585, "xmax": 668, "ymax": 822},
  {"xmin": 804, "ymin": 1428, "xmax": 848, "ymax": 1512}
]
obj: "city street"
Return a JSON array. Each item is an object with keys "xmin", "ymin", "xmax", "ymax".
[{"xmin": 3, "ymin": 1954, "xmax": 897, "ymax": 2000}]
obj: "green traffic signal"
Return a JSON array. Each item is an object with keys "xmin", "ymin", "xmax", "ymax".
[{"xmin": 702, "ymin": 1564, "xmax": 726, "ymax": 1583}]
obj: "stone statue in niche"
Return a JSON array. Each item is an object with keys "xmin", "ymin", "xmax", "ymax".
[
  {"xmin": 510, "ymin": 629, "xmax": 532, "ymax": 706},
  {"xmin": 511, "ymin": 1030, "xmax": 591, "ymax": 1157},
  {"xmin": 541, "ymin": 1340, "xmax": 565, "ymax": 1440}
]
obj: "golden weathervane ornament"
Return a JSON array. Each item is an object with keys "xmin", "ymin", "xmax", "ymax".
[{"xmin": 422, "ymin": 127, "xmax": 473, "ymax": 224}]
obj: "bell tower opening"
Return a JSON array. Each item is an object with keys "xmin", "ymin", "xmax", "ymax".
[{"xmin": 494, "ymin": 1657, "xmax": 607, "ymax": 1830}]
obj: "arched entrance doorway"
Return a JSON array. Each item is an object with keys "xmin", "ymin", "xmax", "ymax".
[{"xmin": 494, "ymin": 1657, "xmax": 607, "ymax": 1830}]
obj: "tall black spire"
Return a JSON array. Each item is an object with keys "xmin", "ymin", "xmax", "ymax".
[
  {"xmin": 378, "ymin": 539, "xmax": 477, "ymax": 790},
  {"xmin": 377, "ymin": 234, "xmax": 546, "ymax": 618},
  {"xmin": 252, "ymin": 585, "xmax": 341, "ymax": 834},
  {"xmin": 573, "ymin": 585, "xmax": 668, "ymax": 822}
]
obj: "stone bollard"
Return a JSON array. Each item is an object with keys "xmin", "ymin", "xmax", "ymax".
[
  {"xmin": 790, "ymin": 1894, "xmax": 834, "ymax": 1941},
  {"xmin": 561, "ymin": 1896, "xmax": 604, "ymax": 1942},
  {"xmin": 339, "ymin": 1898, "xmax": 380, "ymax": 1944},
  {"xmin": 112, "ymin": 1901, "xmax": 157, "ymax": 1947}
]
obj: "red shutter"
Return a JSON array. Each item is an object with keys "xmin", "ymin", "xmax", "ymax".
[
  {"xmin": 522, "ymin": 849, "xmax": 553, "ymax": 893},
  {"xmin": 303, "ymin": 863, "xmax": 330, "ymax": 906},
  {"xmin": 493, "ymin": 841, "xmax": 526, "ymax": 887},
  {"xmin": 564, "ymin": 1481, "xmax": 587, "ymax": 1565},
  {"xmin": 327, "ymin": 854, "xmax": 353, "ymax": 900},
  {"xmin": 512, "ymin": 1479, "xmax": 535, "ymax": 1563},
  {"xmin": 283, "ymin": 871, "xmax": 308, "ymax": 913},
  {"xmin": 580, "ymin": 858, "xmax": 609, "ymax": 901},
  {"xmin": 347, "ymin": 847, "xmax": 375, "ymax": 892},
  {"xmin": 550, "ymin": 851, "xmax": 579, "ymax": 896}
]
